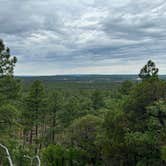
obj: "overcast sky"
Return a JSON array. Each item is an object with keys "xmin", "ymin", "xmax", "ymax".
[{"xmin": 0, "ymin": 0, "xmax": 166, "ymax": 75}]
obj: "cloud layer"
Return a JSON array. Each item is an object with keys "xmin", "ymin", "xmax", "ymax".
[{"xmin": 0, "ymin": 0, "xmax": 166, "ymax": 75}]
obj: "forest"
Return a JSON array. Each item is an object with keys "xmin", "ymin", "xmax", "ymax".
[{"xmin": 0, "ymin": 39, "xmax": 166, "ymax": 166}]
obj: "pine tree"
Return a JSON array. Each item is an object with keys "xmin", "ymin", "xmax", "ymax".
[
  {"xmin": 0, "ymin": 39, "xmax": 17, "ymax": 77},
  {"xmin": 24, "ymin": 80, "xmax": 47, "ymax": 153},
  {"xmin": 0, "ymin": 39, "xmax": 20, "ymax": 165},
  {"xmin": 139, "ymin": 60, "xmax": 159, "ymax": 80}
]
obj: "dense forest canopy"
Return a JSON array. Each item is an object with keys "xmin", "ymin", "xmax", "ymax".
[{"xmin": 0, "ymin": 39, "xmax": 166, "ymax": 166}]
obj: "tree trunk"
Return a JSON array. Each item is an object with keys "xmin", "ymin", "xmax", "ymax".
[
  {"xmin": 52, "ymin": 114, "xmax": 56, "ymax": 143},
  {"xmin": 29, "ymin": 129, "xmax": 33, "ymax": 144},
  {"xmin": 35, "ymin": 124, "xmax": 38, "ymax": 153}
]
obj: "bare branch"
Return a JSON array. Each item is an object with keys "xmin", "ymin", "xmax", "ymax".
[{"xmin": 0, "ymin": 143, "xmax": 14, "ymax": 166}]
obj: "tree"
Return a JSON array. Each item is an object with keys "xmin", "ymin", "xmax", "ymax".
[
  {"xmin": 23, "ymin": 80, "xmax": 47, "ymax": 152},
  {"xmin": 0, "ymin": 39, "xmax": 20, "ymax": 104},
  {"xmin": 124, "ymin": 75, "xmax": 166, "ymax": 131},
  {"xmin": 0, "ymin": 39, "xmax": 17, "ymax": 77},
  {"xmin": 42, "ymin": 144, "xmax": 65, "ymax": 166},
  {"xmin": 66, "ymin": 115, "xmax": 102, "ymax": 165},
  {"xmin": 0, "ymin": 104, "xmax": 19, "ymax": 139},
  {"xmin": 119, "ymin": 80, "xmax": 133, "ymax": 95},
  {"xmin": 42, "ymin": 144, "xmax": 83, "ymax": 166},
  {"xmin": 91, "ymin": 90, "xmax": 105, "ymax": 110},
  {"xmin": 147, "ymin": 100, "xmax": 166, "ymax": 127},
  {"xmin": 0, "ymin": 76, "xmax": 21, "ymax": 103},
  {"xmin": 147, "ymin": 101, "xmax": 166, "ymax": 165},
  {"xmin": 120, "ymin": 61, "xmax": 166, "ymax": 165},
  {"xmin": 101, "ymin": 108, "xmax": 128, "ymax": 166},
  {"xmin": 0, "ymin": 39, "xmax": 21, "ymax": 165},
  {"xmin": 139, "ymin": 60, "xmax": 159, "ymax": 80},
  {"xmin": 0, "ymin": 40, "xmax": 20, "ymax": 137},
  {"xmin": 47, "ymin": 91, "xmax": 63, "ymax": 143},
  {"xmin": 57, "ymin": 96, "xmax": 86, "ymax": 128},
  {"xmin": 125, "ymin": 131, "xmax": 161, "ymax": 166}
]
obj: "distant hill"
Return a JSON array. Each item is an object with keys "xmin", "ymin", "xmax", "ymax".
[
  {"xmin": 17, "ymin": 74, "xmax": 166, "ymax": 82},
  {"xmin": 16, "ymin": 75, "xmax": 166, "ymax": 90}
]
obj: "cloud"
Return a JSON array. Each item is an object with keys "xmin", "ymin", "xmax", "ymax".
[{"xmin": 0, "ymin": 0, "xmax": 166, "ymax": 75}]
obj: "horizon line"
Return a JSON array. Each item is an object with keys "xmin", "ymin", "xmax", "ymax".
[{"xmin": 15, "ymin": 74, "xmax": 166, "ymax": 77}]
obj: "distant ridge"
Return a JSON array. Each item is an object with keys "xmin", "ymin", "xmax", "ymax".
[{"xmin": 16, "ymin": 74, "xmax": 166, "ymax": 83}]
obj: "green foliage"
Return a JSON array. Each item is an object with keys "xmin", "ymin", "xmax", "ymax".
[
  {"xmin": 0, "ymin": 39, "xmax": 17, "ymax": 77},
  {"xmin": 42, "ymin": 144, "xmax": 65, "ymax": 166},
  {"xmin": 66, "ymin": 115, "xmax": 102, "ymax": 164},
  {"xmin": 99, "ymin": 60, "xmax": 166, "ymax": 165},
  {"xmin": 45, "ymin": 91, "xmax": 64, "ymax": 144},
  {"xmin": 119, "ymin": 80, "xmax": 133, "ymax": 95},
  {"xmin": 147, "ymin": 100, "xmax": 166, "ymax": 127},
  {"xmin": 57, "ymin": 95, "xmax": 90, "ymax": 128},
  {"xmin": 91, "ymin": 90, "xmax": 105, "ymax": 110},
  {"xmin": 42, "ymin": 144, "xmax": 84, "ymax": 166},
  {"xmin": 13, "ymin": 146, "xmax": 31, "ymax": 166},
  {"xmin": 22, "ymin": 80, "xmax": 47, "ymax": 153},
  {"xmin": 125, "ymin": 131, "xmax": 160, "ymax": 165},
  {"xmin": 0, "ymin": 76, "xmax": 21, "ymax": 103},
  {"xmin": 161, "ymin": 146, "xmax": 166, "ymax": 161},
  {"xmin": 0, "ymin": 40, "xmax": 21, "ymax": 164},
  {"xmin": 139, "ymin": 60, "xmax": 159, "ymax": 80},
  {"xmin": 24, "ymin": 80, "xmax": 47, "ymax": 126},
  {"xmin": 124, "ymin": 78, "xmax": 166, "ymax": 131},
  {"xmin": 0, "ymin": 104, "xmax": 19, "ymax": 136},
  {"xmin": 101, "ymin": 108, "xmax": 128, "ymax": 165}
]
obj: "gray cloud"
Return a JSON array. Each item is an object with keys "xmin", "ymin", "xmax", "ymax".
[{"xmin": 0, "ymin": 0, "xmax": 166, "ymax": 75}]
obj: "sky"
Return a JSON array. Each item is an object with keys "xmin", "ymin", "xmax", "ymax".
[{"xmin": 0, "ymin": 0, "xmax": 166, "ymax": 75}]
